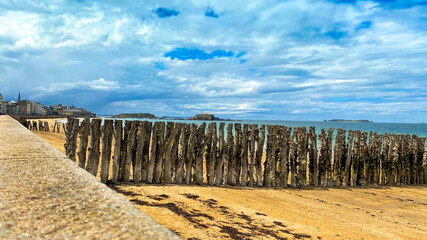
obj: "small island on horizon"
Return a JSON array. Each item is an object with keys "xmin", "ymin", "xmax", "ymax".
[
  {"xmin": 326, "ymin": 119, "xmax": 373, "ymax": 123},
  {"xmin": 112, "ymin": 112, "xmax": 233, "ymax": 121},
  {"xmin": 113, "ymin": 113, "xmax": 157, "ymax": 119}
]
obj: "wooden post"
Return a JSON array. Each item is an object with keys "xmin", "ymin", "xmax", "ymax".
[
  {"xmin": 100, "ymin": 119, "xmax": 113, "ymax": 183},
  {"xmin": 297, "ymin": 127, "xmax": 308, "ymax": 188},
  {"xmin": 325, "ymin": 128, "xmax": 334, "ymax": 187},
  {"xmin": 272, "ymin": 125, "xmax": 281, "ymax": 187},
  {"xmin": 224, "ymin": 124, "xmax": 234, "ymax": 185},
  {"xmin": 350, "ymin": 131, "xmax": 360, "ymax": 186},
  {"xmin": 185, "ymin": 124, "xmax": 198, "ymax": 184},
  {"xmin": 195, "ymin": 122, "xmax": 207, "ymax": 184},
  {"xmin": 317, "ymin": 129, "xmax": 327, "ymax": 187},
  {"xmin": 133, "ymin": 122, "xmax": 145, "ymax": 183},
  {"xmin": 204, "ymin": 123, "xmax": 213, "ymax": 184},
  {"xmin": 86, "ymin": 118, "xmax": 101, "ymax": 176},
  {"xmin": 333, "ymin": 129, "xmax": 346, "ymax": 186},
  {"xmin": 147, "ymin": 122, "xmax": 159, "ymax": 184},
  {"xmin": 119, "ymin": 121, "xmax": 131, "ymax": 181},
  {"xmin": 264, "ymin": 125, "xmax": 274, "ymax": 187},
  {"xmin": 391, "ymin": 134, "xmax": 400, "ymax": 185},
  {"xmin": 255, "ymin": 125, "xmax": 265, "ymax": 187},
  {"xmin": 39, "ymin": 120, "xmax": 43, "ymax": 131},
  {"xmin": 240, "ymin": 124, "xmax": 249, "ymax": 187},
  {"xmin": 176, "ymin": 123, "xmax": 189, "ymax": 184},
  {"xmin": 415, "ymin": 137, "xmax": 425, "ymax": 185},
  {"xmin": 111, "ymin": 120, "xmax": 122, "ymax": 183},
  {"xmin": 279, "ymin": 126, "xmax": 291, "ymax": 188},
  {"xmin": 248, "ymin": 124, "xmax": 257, "ymax": 187},
  {"xmin": 165, "ymin": 123, "xmax": 179, "ymax": 184},
  {"xmin": 308, "ymin": 127, "xmax": 318, "ymax": 187},
  {"xmin": 77, "ymin": 117, "xmax": 90, "ymax": 169},
  {"xmin": 421, "ymin": 138, "xmax": 427, "ymax": 184},
  {"xmin": 64, "ymin": 117, "xmax": 79, "ymax": 162},
  {"xmin": 141, "ymin": 121, "xmax": 152, "ymax": 182},
  {"xmin": 233, "ymin": 123, "xmax": 242, "ymax": 185},
  {"xmin": 124, "ymin": 121, "xmax": 138, "ymax": 182},
  {"xmin": 154, "ymin": 122, "xmax": 167, "ymax": 183},
  {"xmin": 215, "ymin": 122, "xmax": 226, "ymax": 186},
  {"xmin": 208, "ymin": 123, "xmax": 217, "ymax": 185}
]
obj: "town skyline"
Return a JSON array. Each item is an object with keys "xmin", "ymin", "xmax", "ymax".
[{"xmin": 0, "ymin": 91, "xmax": 94, "ymax": 117}]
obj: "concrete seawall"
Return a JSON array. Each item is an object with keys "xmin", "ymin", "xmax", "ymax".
[{"xmin": 0, "ymin": 115, "xmax": 180, "ymax": 239}]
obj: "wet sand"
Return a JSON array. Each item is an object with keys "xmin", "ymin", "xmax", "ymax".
[{"xmin": 32, "ymin": 125, "xmax": 427, "ymax": 240}]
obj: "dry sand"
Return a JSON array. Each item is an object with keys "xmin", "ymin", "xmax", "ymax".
[{"xmin": 31, "ymin": 123, "xmax": 427, "ymax": 240}]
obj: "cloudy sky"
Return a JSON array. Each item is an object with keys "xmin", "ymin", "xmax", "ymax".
[{"xmin": 0, "ymin": 0, "xmax": 426, "ymax": 122}]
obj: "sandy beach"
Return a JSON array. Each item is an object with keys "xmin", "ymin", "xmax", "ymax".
[{"xmin": 29, "ymin": 121, "xmax": 427, "ymax": 240}]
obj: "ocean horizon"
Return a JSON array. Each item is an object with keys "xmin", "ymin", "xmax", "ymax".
[{"xmin": 98, "ymin": 118, "xmax": 427, "ymax": 138}]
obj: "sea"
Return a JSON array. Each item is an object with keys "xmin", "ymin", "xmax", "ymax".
[{"xmin": 104, "ymin": 118, "xmax": 427, "ymax": 138}]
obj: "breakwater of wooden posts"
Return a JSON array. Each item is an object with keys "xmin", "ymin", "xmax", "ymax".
[{"xmin": 27, "ymin": 118, "xmax": 427, "ymax": 188}]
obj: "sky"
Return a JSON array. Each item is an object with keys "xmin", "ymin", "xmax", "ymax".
[{"xmin": 0, "ymin": 0, "xmax": 426, "ymax": 122}]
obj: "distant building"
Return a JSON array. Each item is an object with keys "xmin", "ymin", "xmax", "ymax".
[{"xmin": 190, "ymin": 113, "xmax": 220, "ymax": 121}]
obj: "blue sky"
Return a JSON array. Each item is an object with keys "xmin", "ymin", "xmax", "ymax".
[{"xmin": 0, "ymin": 0, "xmax": 426, "ymax": 122}]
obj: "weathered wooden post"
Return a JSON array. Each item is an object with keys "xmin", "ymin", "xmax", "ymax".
[
  {"xmin": 77, "ymin": 118, "xmax": 90, "ymax": 169},
  {"xmin": 272, "ymin": 125, "xmax": 281, "ymax": 187},
  {"xmin": 255, "ymin": 125, "xmax": 265, "ymax": 187},
  {"xmin": 204, "ymin": 123, "xmax": 214, "ymax": 184},
  {"xmin": 119, "ymin": 121, "xmax": 131, "ymax": 181},
  {"xmin": 390, "ymin": 134, "xmax": 400, "ymax": 185},
  {"xmin": 86, "ymin": 118, "xmax": 101, "ymax": 176},
  {"xmin": 415, "ymin": 137, "xmax": 425, "ymax": 185},
  {"xmin": 141, "ymin": 122, "xmax": 152, "ymax": 182},
  {"xmin": 185, "ymin": 124, "xmax": 198, "ymax": 184},
  {"xmin": 422, "ymin": 138, "xmax": 427, "ymax": 184},
  {"xmin": 124, "ymin": 121, "xmax": 138, "ymax": 182},
  {"xmin": 248, "ymin": 124, "xmax": 257, "ymax": 187},
  {"xmin": 297, "ymin": 127, "xmax": 308, "ymax": 188},
  {"xmin": 165, "ymin": 123, "xmax": 180, "ymax": 184},
  {"xmin": 204, "ymin": 123, "xmax": 213, "ymax": 183},
  {"xmin": 208, "ymin": 123, "xmax": 217, "ymax": 185},
  {"xmin": 318, "ymin": 129, "xmax": 327, "ymax": 187},
  {"xmin": 154, "ymin": 122, "xmax": 167, "ymax": 183},
  {"xmin": 279, "ymin": 126, "xmax": 291, "ymax": 188},
  {"xmin": 232, "ymin": 123, "xmax": 242, "ymax": 185},
  {"xmin": 333, "ymin": 129, "xmax": 346, "ymax": 186},
  {"xmin": 64, "ymin": 117, "xmax": 79, "ymax": 162},
  {"xmin": 176, "ymin": 123, "xmax": 189, "ymax": 184},
  {"xmin": 240, "ymin": 124, "xmax": 249, "ymax": 186},
  {"xmin": 380, "ymin": 134, "xmax": 390, "ymax": 185},
  {"xmin": 133, "ymin": 122, "xmax": 145, "ymax": 183},
  {"xmin": 147, "ymin": 122, "xmax": 159, "ymax": 184},
  {"xmin": 325, "ymin": 128, "xmax": 334, "ymax": 187},
  {"xmin": 358, "ymin": 131, "xmax": 369, "ymax": 186},
  {"xmin": 38, "ymin": 120, "xmax": 43, "ymax": 131},
  {"xmin": 44, "ymin": 121, "xmax": 49, "ymax": 131},
  {"xmin": 224, "ymin": 124, "xmax": 234, "ymax": 185},
  {"xmin": 111, "ymin": 120, "xmax": 122, "ymax": 183},
  {"xmin": 100, "ymin": 120, "xmax": 113, "ymax": 183},
  {"xmin": 195, "ymin": 122, "xmax": 207, "ymax": 184},
  {"xmin": 350, "ymin": 131, "xmax": 361, "ymax": 186},
  {"xmin": 215, "ymin": 122, "xmax": 226, "ymax": 186},
  {"xmin": 308, "ymin": 127, "xmax": 318, "ymax": 187},
  {"xmin": 264, "ymin": 125, "xmax": 274, "ymax": 187}
]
